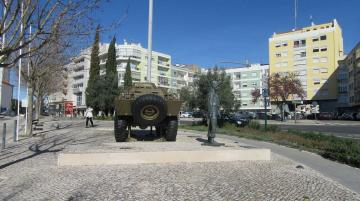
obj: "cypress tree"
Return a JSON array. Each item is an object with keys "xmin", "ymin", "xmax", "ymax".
[
  {"xmin": 104, "ymin": 36, "xmax": 118, "ymax": 115},
  {"xmin": 124, "ymin": 57, "xmax": 132, "ymax": 89},
  {"xmin": 86, "ymin": 25, "xmax": 101, "ymax": 111}
]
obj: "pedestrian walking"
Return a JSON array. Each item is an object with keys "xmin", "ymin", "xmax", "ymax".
[{"xmin": 85, "ymin": 106, "xmax": 94, "ymax": 128}]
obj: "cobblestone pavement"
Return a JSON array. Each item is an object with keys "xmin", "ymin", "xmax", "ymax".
[{"xmin": 1, "ymin": 120, "xmax": 360, "ymax": 201}]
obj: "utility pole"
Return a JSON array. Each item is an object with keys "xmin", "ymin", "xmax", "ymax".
[{"xmin": 147, "ymin": 0, "xmax": 153, "ymax": 83}]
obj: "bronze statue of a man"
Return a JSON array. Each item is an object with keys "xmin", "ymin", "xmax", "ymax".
[{"xmin": 207, "ymin": 81, "xmax": 220, "ymax": 143}]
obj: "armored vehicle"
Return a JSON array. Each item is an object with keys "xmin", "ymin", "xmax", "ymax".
[{"xmin": 114, "ymin": 82, "xmax": 183, "ymax": 142}]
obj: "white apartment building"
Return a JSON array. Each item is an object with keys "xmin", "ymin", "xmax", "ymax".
[
  {"xmin": 225, "ymin": 64, "xmax": 269, "ymax": 111},
  {"xmin": 49, "ymin": 41, "xmax": 198, "ymax": 114}
]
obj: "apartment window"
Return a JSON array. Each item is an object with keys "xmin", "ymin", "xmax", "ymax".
[
  {"xmin": 321, "ymin": 47, "xmax": 327, "ymax": 52},
  {"xmin": 313, "ymin": 68, "xmax": 320, "ymax": 73},
  {"xmin": 313, "ymin": 78, "xmax": 321, "ymax": 85},
  {"xmin": 282, "ymin": 42, "xmax": 288, "ymax": 47},
  {"xmin": 251, "ymin": 72, "xmax": 257, "ymax": 77},
  {"xmin": 300, "ymin": 52, "xmax": 306, "ymax": 57},
  {"xmin": 313, "ymin": 57, "xmax": 320, "ymax": 63},
  {"xmin": 294, "ymin": 39, "xmax": 306, "ymax": 48},
  {"xmin": 242, "ymin": 84, "xmax": 248, "ymax": 87},
  {"xmin": 313, "ymin": 47, "xmax": 319, "ymax": 52},
  {"xmin": 76, "ymin": 93, "xmax": 82, "ymax": 106},
  {"xmin": 275, "ymin": 43, "xmax": 281, "ymax": 48},
  {"xmin": 320, "ymin": 57, "xmax": 328, "ymax": 63},
  {"xmin": 320, "ymin": 35, "xmax": 327, "ymax": 40},
  {"xmin": 275, "ymin": 53, "xmax": 281, "ymax": 58},
  {"xmin": 320, "ymin": 68, "xmax": 328, "ymax": 73},
  {"xmin": 252, "ymin": 82, "xmax": 257, "ymax": 86},
  {"xmin": 320, "ymin": 89, "xmax": 329, "ymax": 96},
  {"xmin": 281, "ymin": 62, "xmax": 288, "ymax": 67},
  {"xmin": 312, "ymin": 37, "xmax": 319, "ymax": 42}
]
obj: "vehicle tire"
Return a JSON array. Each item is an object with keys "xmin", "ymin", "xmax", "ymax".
[
  {"xmin": 114, "ymin": 118, "xmax": 127, "ymax": 142},
  {"xmin": 164, "ymin": 118, "xmax": 178, "ymax": 141},
  {"xmin": 132, "ymin": 94, "xmax": 167, "ymax": 126}
]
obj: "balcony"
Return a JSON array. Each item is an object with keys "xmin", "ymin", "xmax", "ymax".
[{"xmin": 72, "ymin": 87, "xmax": 82, "ymax": 94}]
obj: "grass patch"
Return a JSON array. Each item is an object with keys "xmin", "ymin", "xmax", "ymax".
[{"xmin": 179, "ymin": 123, "xmax": 360, "ymax": 168}]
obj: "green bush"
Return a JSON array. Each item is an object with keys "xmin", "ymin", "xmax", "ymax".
[
  {"xmin": 266, "ymin": 125, "xmax": 279, "ymax": 132},
  {"xmin": 94, "ymin": 115, "xmax": 114, "ymax": 121},
  {"xmin": 248, "ymin": 120, "xmax": 260, "ymax": 130},
  {"xmin": 322, "ymin": 138, "xmax": 360, "ymax": 167}
]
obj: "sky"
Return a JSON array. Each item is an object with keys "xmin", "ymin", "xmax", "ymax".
[{"xmin": 94, "ymin": 0, "xmax": 360, "ymax": 68}]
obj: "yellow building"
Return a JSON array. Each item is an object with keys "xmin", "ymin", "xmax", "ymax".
[{"xmin": 269, "ymin": 19, "xmax": 344, "ymax": 103}]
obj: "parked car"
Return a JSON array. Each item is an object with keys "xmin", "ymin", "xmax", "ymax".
[
  {"xmin": 338, "ymin": 113, "xmax": 354, "ymax": 120},
  {"xmin": 228, "ymin": 114, "xmax": 250, "ymax": 127},
  {"xmin": 192, "ymin": 111, "xmax": 206, "ymax": 118},
  {"xmin": 318, "ymin": 112, "xmax": 333, "ymax": 120},
  {"xmin": 180, "ymin": 112, "xmax": 192, "ymax": 118}
]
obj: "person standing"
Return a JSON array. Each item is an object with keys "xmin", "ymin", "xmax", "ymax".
[{"xmin": 85, "ymin": 106, "xmax": 94, "ymax": 127}]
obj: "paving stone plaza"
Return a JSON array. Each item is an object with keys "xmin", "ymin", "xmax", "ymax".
[{"xmin": 1, "ymin": 120, "xmax": 360, "ymax": 200}]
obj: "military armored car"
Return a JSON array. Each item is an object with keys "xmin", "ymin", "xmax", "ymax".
[{"xmin": 114, "ymin": 83, "xmax": 183, "ymax": 142}]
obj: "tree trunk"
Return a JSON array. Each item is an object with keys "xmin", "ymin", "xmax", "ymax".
[
  {"xmin": 35, "ymin": 98, "xmax": 41, "ymax": 120},
  {"xmin": 26, "ymin": 87, "xmax": 34, "ymax": 136}
]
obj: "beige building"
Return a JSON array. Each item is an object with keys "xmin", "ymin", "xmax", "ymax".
[{"xmin": 269, "ymin": 20, "xmax": 344, "ymax": 106}]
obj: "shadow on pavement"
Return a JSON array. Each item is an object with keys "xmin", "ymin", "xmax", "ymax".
[{"xmin": 130, "ymin": 129, "xmax": 163, "ymax": 141}]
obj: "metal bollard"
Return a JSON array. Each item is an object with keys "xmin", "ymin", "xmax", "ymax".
[
  {"xmin": 2, "ymin": 123, "xmax": 6, "ymax": 149},
  {"xmin": 13, "ymin": 120, "xmax": 17, "ymax": 142}
]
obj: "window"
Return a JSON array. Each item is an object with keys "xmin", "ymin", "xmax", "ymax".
[
  {"xmin": 320, "ymin": 68, "xmax": 328, "ymax": 73},
  {"xmin": 320, "ymin": 35, "xmax": 327, "ymax": 40},
  {"xmin": 313, "ymin": 48, "xmax": 319, "ymax": 52},
  {"xmin": 320, "ymin": 57, "xmax": 328, "ymax": 63},
  {"xmin": 282, "ymin": 51, "xmax": 288, "ymax": 57},
  {"xmin": 282, "ymin": 42, "xmax": 288, "ymax": 47},
  {"xmin": 275, "ymin": 53, "xmax": 281, "ymax": 58},
  {"xmin": 281, "ymin": 62, "xmax": 288, "ymax": 67},
  {"xmin": 313, "ymin": 57, "xmax": 320, "ymax": 63},
  {"xmin": 321, "ymin": 47, "xmax": 327, "ymax": 52},
  {"xmin": 312, "ymin": 37, "xmax": 319, "ymax": 42},
  {"xmin": 313, "ymin": 68, "xmax": 320, "ymax": 73},
  {"xmin": 300, "ymin": 52, "xmax": 306, "ymax": 57},
  {"xmin": 76, "ymin": 93, "xmax": 82, "ymax": 106},
  {"xmin": 313, "ymin": 78, "xmax": 321, "ymax": 85},
  {"xmin": 275, "ymin": 43, "xmax": 281, "ymax": 48},
  {"xmin": 252, "ymin": 82, "xmax": 257, "ymax": 86},
  {"xmin": 251, "ymin": 72, "xmax": 257, "ymax": 77},
  {"xmin": 293, "ymin": 39, "xmax": 306, "ymax": 48},
  {"xmin": 242, "ymin": 84, "xmax": 248, "ymax": 87}
]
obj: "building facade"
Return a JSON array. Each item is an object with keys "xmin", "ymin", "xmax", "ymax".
[
  {"xmin": 49, "ymin": 41, "xmax": 198, "ymax": 114},
  {"xmin": 337, "ymin": 42, "xmax": 360, "ymax": 113},
  {"xmin": 269, "ymin": 20, "xmax": 344, "ymax": 109},
  {"xmin": 0, "ymin": 68, "xmax": 13, "ymax": 112},
  {"xmin": 225, "ymin": 64, "xmax": 269, "ymax": 111}
]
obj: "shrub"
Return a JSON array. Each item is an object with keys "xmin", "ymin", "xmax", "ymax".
[
  {"xmin": 248, "ymin": 120, "xmax": 260, "ymax": 130},
  {"xmin": 266, "ymin": 125, "xmax": 279, "ymax": 132}
]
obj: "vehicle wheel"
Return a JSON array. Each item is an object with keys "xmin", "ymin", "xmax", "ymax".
[
  {"xmin": 132, "ymin": 94, "xmax": 167, "ymax": 126},
  {"xmin": 114, "ymin": 118, "xmax": 127, "ymax": 142},
  {"xmin": 165, "ymin": 118, "xmax": 178, "ymax": 141}
]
